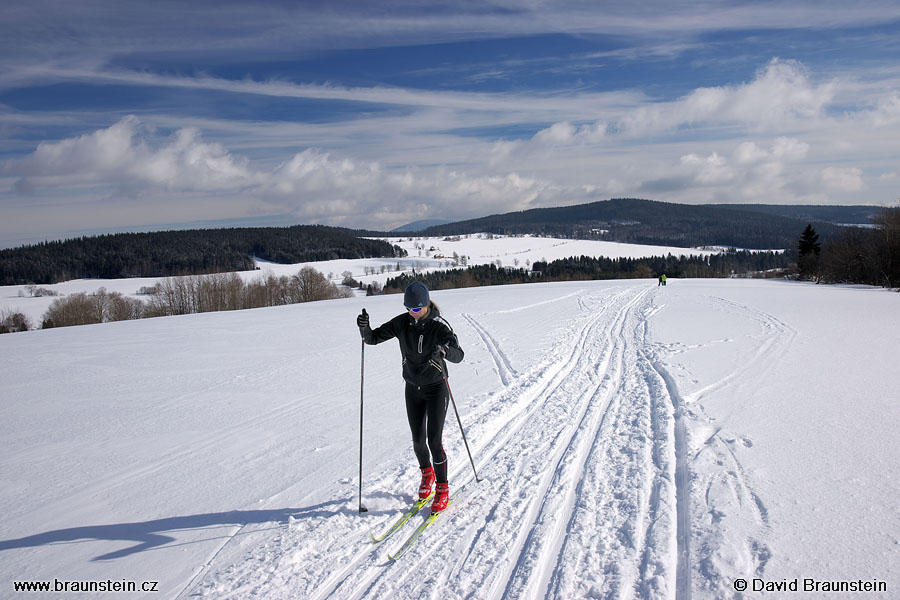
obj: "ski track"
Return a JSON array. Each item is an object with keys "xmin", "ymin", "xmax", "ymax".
[
  {"xmin": 644, "ymin": 293, "xmax": 794, "ymax": 599},
  {"xmin": 678, "ymin": 295, "xmax": 796, "ymax": 406},
  {"xmin": 641, "ymin": 331, "xmax": 692, "ymax": 600},
  {"xmin": 185, "ymin": 285, "xmax": 702, "ymax": 600},
  {"xmin": 461, "ymin": 313, "xmax": 517, "ymax": 386}
]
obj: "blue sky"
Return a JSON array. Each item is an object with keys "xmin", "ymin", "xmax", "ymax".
[{"xmin": 2, "ymin": 1, "xmax": 900, "ymax": 247}]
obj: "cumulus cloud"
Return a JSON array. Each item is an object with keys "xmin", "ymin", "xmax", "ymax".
[
  {"xmin": 680, "ymin": 152, "xmax": 735, "ymax": 185},
  {"xmin": 266, "ymin": 150, "xmax": 562, "ymax": 225},
  {"xmin": 872, "ymin": 93, "xmax": 900, "ymax": 126},
  {"xmin": 533, "ymin": 122, "xmax": 579, "ymax": 145},
  {"xmin": 633, "ymin": 136, "xmax": 827, "ymax": 203},
  {"xmin": 720, "ymin": 58, "xmax": 834, "ymax": 124},
  {"xmin": 821, "ymin": 166, "xmax": 865, "ymax": 192},
  {"xmin": 3, "ymin": 116, "xmax": 256, "ymax": 193},
  {"xmin": 734, "ymin": 137, "xmax": 810, "ymax": 165},
  {"xmin": 1, "ymin": 116, "xmax": 575, "ymax": 229},
  {"xmin": 521, "ymin": 58, "xmax": 834, "ymax": 150},
  {"xmin": 4, "ymin": 116, "xmax": 137, "ymax": 187}
]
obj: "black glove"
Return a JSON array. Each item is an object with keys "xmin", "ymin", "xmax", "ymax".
[
  {"xmin": 357, "ymin": 308, "xmax": 369, "ymax": 329},
  {"xmin": 432, "ymin": 344, "xmax": 448, "ymax": 360}
]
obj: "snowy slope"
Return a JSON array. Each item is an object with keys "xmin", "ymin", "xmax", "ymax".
[{"xmin": 1, "ymin": 279, "xmax": 898, "ymax": 599}]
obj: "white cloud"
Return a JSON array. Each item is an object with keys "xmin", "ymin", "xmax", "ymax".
[
  {"xmin": 721, "ymin": 59, "xmax": 834, "ymax": 124},
  {"xmin": 628, "ymin": 135, "xmax": 830, "ymax": 204},
  {"xmin": 533, "ymin": 122, "xmax": 578, "ymax": 145},
  {"xmin": 515, "ymin": 58, "xmax": 834, "ymax": 155},
  {"xmin": 680, "ymin": 152, "xmax": 735, "ymax": 185},
  {"xmin": 821, "ymin": 166, "xmax": 865, "ymax": 192},
  {"xmin": 270, "ymin": 150, "xmax": 380, "ymax": 197},
  {"xmin": 6, "ymin": 116, "xmax": 137, "ymax": 180},
  {"xmin": 733, "ymin": 141, "xmax": 770, "ymax": 165},
  {"xmin": 733, "ymin": 137, "xmax": 809, "ymax": 166},
  {"xmin": 2, "ymin": 116, "xmax": 256, "ymax": 193},
  {"xmin": 872, "ymin": 93, "xmax": 900, "ymax": 126},
  {"xmin": 770, "ymin": 136, "xmax": 811, "ymax": 161},
  {"xmin": 1, "ymin": 116, "xmax": 574, "ymax": 230},
  {"xmin": 267, "ymin": 151, "xmax": 561, "ymax": 225}
]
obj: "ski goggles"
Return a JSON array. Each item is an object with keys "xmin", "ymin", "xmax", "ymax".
[{"xmin": 406, "ymin": 306, "xmax": 425, "ymax": 313}]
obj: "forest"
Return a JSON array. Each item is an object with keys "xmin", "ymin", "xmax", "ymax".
[
  {"xmin": 0, "ymin": 225, "xmax": 406, "ymax": 285},
  {"xmin": 6, "ymin": 198, "xmax": 878, "ymax": 286},
  {"xmin": 382, "ymin": 249, "xmax": 791, "ymax": 294}
]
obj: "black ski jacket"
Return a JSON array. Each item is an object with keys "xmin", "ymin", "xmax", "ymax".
[{"xmin": 360, "ymin": 304, "xmax": 464, "ymax": 388}]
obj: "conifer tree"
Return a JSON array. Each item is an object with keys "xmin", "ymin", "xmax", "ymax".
[{"xmin": 798, "ymin": 224, "xmax": 821, "ymax": 280}]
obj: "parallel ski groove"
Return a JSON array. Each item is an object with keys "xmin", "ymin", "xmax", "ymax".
[
  {"xmin": 499, "ymin": 288, "xmax": 647, "ymax": 599},
  {"xmin": 462, "ymin": 312, "xmax": 517, "ymax": 386},
  {"xmin": 538, "ymin": 288, "xmax": 680, "ymax": 599},
  {"xmin": 642, "ymin": 344, "xmax": 693, "ymax": 600}
]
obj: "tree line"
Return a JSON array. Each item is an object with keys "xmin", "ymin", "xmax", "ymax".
[
  {"xmin": 36, "ymin": 267, "xmax": 353, "ymax": 329},
  {"xmin": 5, "ymin": 212, "xmax": 896, "ymax": 334},
  {"xmin": 382, "ymin": 249, "xmax": 791, "ymax": 293},
  {"xmin": 0, "ymin": 225, "xmax": 406, "ymax": 285},
  {"xmin": 798, "ymin": 209, "xmax": 900, "ymax": 288}
]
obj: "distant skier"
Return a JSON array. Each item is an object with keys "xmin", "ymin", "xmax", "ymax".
[
  {"xmin": 658, "ymin": 274, "xmax": 667, "ymax": 287},
  {"xmin": 356, "ymin": 281, "xmax": 464, "ymax": 513}
]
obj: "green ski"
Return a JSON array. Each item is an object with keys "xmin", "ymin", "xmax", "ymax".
[
  {"xmin": 387, "ymin": 480, "xmax": 472, "ymax": 561},
  {"xmin": 370, "ymin": 492, "xmax": 434, "ymax": 544},
  {"xmin": 387, "ymin": 501, "xmax": 451, "ymax": 561}
]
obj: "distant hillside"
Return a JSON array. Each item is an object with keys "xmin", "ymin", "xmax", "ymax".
[
  {"xmin": 710, "ymin": 204, "xmax": 882, "ymax": 225},
  {"xmin": 391, "ymin": 219, "xmax": 453, "ymax": 232},
  {"xmin": 421, "ymin": 198, "xmax": 847, "ymax": 250},
  {"xmin": 0, "ymin": 226, "xmax": 406, "ymax": 285}
]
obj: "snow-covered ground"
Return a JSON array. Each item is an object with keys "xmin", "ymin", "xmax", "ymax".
[
  {"xmin": 1, "ymin": 235, "xmax": 716, "ymax": 327},
  {"xmin": 1, "ymin": 276, "xmax": 898, "ymax": 599}
]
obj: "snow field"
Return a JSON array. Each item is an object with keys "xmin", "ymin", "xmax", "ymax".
[{"xmin": 1, "ymin": 277, "xmax": 898, "ymax": 599}]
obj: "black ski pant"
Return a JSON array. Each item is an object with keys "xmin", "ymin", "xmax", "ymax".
[{"xmin": 405, "ymin": 381, "xmax": 449, "ymax": 483}]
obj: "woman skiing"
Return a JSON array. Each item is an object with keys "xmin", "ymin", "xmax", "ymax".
[{"xmin": 356, "ymin": 281, "xmax": 464, "ymax": 512}]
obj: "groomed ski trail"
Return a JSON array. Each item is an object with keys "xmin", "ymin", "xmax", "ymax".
[{"xmin": 184, "ymin": 284, "xmax": 691, "ymax": 600}]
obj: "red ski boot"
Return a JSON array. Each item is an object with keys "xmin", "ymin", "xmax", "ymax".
[
  {"xmin": 418, "ymin": 466, "xmax": 435, "ymax": 499},
  {"xmin": 432, "ymin": 482, "xmax": 450, "ymax": 512}
]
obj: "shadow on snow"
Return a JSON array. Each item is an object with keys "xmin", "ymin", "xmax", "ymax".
[{"xmin": 0, "ymin": 499, "xmax": 358, "ymax": 562}]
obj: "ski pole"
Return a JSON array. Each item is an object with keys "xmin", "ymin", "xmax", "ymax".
[
  {"xmin": 358, "ymin": 336, "xmax": 368, "ymax": 513},
  {"xmin": 444, "ymin": 375, "xmax": 482, "ymax": 483}
]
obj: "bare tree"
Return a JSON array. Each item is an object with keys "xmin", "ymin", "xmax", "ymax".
[
  {"xmin": 0, "ymin": 308, "xmax": 32, "ymax": 333},
  {"xmin": 42, "ymin": 288, "xmax": 145, "ymax": 327},
  {"xmin": 292, "ymin": 266, "xmax": 352, "ymax": 302}
]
